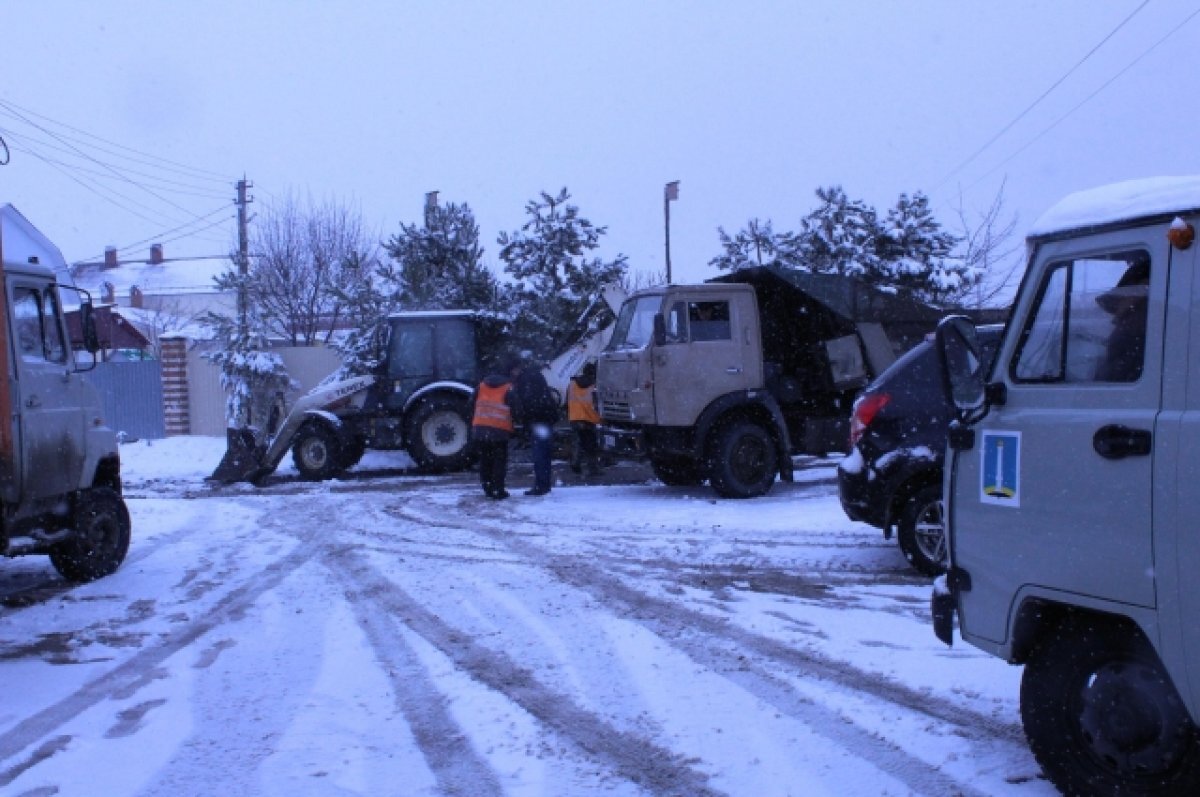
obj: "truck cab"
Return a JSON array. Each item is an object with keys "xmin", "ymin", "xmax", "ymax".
[
  {"xmin": 0, "ymin": 204, "xmax": 131, "ymax": 582},
  {"xmin": 933, "ymin": 176, "xmax": 1200, "ymax": 795}
]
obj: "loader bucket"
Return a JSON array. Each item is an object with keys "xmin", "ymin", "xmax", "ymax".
[{"xmin": 209, "ymin": 427, "xmax": 270, "ymax": 484}]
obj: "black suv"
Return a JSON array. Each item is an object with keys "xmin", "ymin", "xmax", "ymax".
[{"xmin": 837, "ymin": 325, "xmax": 1002, "ymax": 576}]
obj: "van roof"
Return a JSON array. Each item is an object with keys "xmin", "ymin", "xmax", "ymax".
[{"xmin": 1030, "ymin": 176, "xmax": 1200, "ymax": 240}]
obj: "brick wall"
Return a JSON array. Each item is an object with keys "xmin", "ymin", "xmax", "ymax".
[{"xmin": 160, "ymin": 337, "xmax": 191, "ymax": 435}]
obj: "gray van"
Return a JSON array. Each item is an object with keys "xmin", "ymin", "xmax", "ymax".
[{"xmin": 933, "ymin": 177, "xmax": 1200, "ymax": 795}]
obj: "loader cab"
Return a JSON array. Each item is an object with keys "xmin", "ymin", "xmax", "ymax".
[{"xmin": 377, "ymin": 312, "xmax": 487, "ymax": 411}]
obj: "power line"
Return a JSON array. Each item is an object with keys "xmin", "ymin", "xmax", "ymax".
[
  {"xmin": 77, "ymin": 205, "xmax": 235, "ymax": 264},
  {"xmin": 964, "ymin": 5, "xmax": 1200, "ymax": 193},
  {"xmin": 0, "ymin": 96, "xmax": 230, "ymax": 182},
  {"xmin": 935, "ymin": 0, "xmax": 1151, "ymax": 191}
]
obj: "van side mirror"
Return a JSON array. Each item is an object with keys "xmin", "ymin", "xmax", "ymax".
[
  {"xmin": 653, "ymin": 313, "xmax": 666, "ymax": 347},
  {"xmin": 936, "ymin": 315, "xmax": 987, "ymax": 420},
  {"xmin": 81, "ymin": 301, "xmax": 100, "ymax": 353}
]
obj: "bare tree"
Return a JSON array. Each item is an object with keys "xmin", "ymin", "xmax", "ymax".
[
  {"xmin": 217, "ymin": 193, "xmax": 380, "ymax": 346},
  {"xmin": 950, "ymin": 181, "xmax": 1022, "ymax": 309}
]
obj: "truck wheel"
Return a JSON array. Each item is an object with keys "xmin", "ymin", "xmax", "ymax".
[
  {"xmin": 292, "ymin": 424, "xmax": 343, "ymax": 481},
  {"xmin": 897, "ymin": 485, "xmax": 947, "ymax": 576},
  {"xmin": 49, "ymin": 488, "xmax": 132, "ymax": 583},
  {"xmin": 707, "ymin": 421, "xmax": 776, "ymax": 498},
  {"xmin": 650, "ymin": 457, "xmax": 703, "ymax": 486},
  {"xmin": 407, "ymin": 396, "xmax": 472, "ymax": 472},
  {"xmin": 1021, "ymin": 618, "xmax": 1200, "ymax": 796}
]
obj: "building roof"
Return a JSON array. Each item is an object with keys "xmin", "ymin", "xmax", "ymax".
[{"xmin": 70, "ymin": 257, "xmax": 233, "ymax": 297}]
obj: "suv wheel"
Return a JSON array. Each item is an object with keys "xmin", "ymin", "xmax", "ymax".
[
  {"xmin": 1021, "ymin": 618, "xmax": 1200, "ymax": 796},
  {"xmin": 897, "ymin": 485, "xmax": 947, "ymax": 576}
]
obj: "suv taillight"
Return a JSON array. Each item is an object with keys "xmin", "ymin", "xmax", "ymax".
[{"xmin": 849, "ymin": 393, "xmax": 890, "ymax": 448}]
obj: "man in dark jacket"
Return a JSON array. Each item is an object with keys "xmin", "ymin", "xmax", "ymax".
[
  {"xmin": 511, "ymin": 353, "xmax": 558, "ymax": 496},
  {"xmin": 470, "ymin": 360, "xmax": 517, "ymax": 499}
]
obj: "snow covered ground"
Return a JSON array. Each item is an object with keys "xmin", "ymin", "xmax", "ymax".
[{"xmin": 0, "ymin": 436, "xmax": 1056, "ymax": 796}]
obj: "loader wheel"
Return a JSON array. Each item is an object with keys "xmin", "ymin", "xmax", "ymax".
[
  {"xmin": 707, "ymin": 420, "xmax": 776, "ymax": 499},
  {"xmin": 406, "ymin": 396, "xmax": 472, "ymax": 472},
  {"xmin": 1021, "ymin": 618, "xmax": 1200, "ymax": 796},
  {"xmin": 650, "ymin": 456, "xmax": 704, "ymax": 487},
  {"xmin": 292, "ymin": 424, "xmax": 343, "ymax": 481},
  {"xmin": 338, "ymin": 436, "xmax": 367, "ymax": 470},
  {"xmin": 50, "ymin": 488, "xmax": 132, "ymax": 583}
]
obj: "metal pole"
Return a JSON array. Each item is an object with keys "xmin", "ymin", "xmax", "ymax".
[
  {"xmin": 664, "ymin": 191, "xmax": 671, "ymax": 284},
  {"xmin": 664, "ymin": 181, "xmax": 679, "ymax": 284}
]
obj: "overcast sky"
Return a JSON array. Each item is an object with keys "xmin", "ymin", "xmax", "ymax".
[{"xmin": 3, "ymin": 1, "xmax": 1198, "ymax": 292}]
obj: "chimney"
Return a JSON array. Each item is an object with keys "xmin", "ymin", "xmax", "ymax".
[
  {"xmin": 130, "ymin": 285, "xmax": 144, "ymax": 309},
  {"xmin": 101, "ymin": 281, "xmax": 115, "ymax": 304},
  {"xmin": 104, "ymin": 246, "xmax": 119, "ymax": 269},
  {"xmin": 150, "ymin": 243, "xmax": 164, "ymax": 265}
]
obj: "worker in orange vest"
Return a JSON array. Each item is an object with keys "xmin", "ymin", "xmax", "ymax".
[
  {"xmin": 471, "ymin": 358, "xmax": 517, "ymax": 499},
  {"xmin": 567, "ymin": 361, "xmax": 602, "ymax": 477}
]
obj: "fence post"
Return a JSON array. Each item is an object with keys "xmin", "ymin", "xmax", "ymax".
[{"xmin": 160, "ymin": 336, "xmax": 191, "ymax": 436}]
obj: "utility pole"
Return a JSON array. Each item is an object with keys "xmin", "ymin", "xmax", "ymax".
[
  {"xmin": 664, "ymin": 181, "xmax": 679, "ymax": 284},
  {"xmin": 235, "ymin": 177, "xmax": 253, "ymax": 339}
]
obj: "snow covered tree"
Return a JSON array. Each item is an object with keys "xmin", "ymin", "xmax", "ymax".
[
  {"xmin": 498, "ymin": 188, "xmax": 628, "ymax": 360},
  {"xmin": 877, "ymin": 191, "xmax": 968, "ymax": 304},
  {"xmin": 709, "ymin": 219, "xmax": 799, "ymax": 271},
  {"xmin": 202, "ymin": 311, "xmax": 295, "ymax": 431},
  {"xmin": 793, "ymin": 186, "xmax": 882, "ymax": 278},
  {"xmin": 382, "ymin": 201, "xmax": 498, "ymax": 310}
]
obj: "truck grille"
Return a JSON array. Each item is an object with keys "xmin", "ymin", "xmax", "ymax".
[{"xmin": 601, "ymin": 400, "xmax": 633, "ymax": 421}]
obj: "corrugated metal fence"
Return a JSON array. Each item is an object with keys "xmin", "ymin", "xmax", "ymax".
[{"xmin": 84, "ymin": 360, "xmax": 165, "ymax": 440}]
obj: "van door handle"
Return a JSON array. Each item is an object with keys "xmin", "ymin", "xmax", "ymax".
[
  {"xmin": 1093, "ymin": 424, "xmax": 1152, "ymax": 459},
  {"xmin": 725, "ymin": 366, "xmax": 742, "ymax": 375}
]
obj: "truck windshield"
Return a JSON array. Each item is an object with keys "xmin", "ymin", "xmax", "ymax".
[{"xmin": 607, "ymin": 295, "xmax": 662, "ymax": 350}]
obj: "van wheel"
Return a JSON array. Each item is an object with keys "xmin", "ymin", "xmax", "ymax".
[
  {"xmin": 650, "ymin": 456, "xmax": 703, "ymax": 486},
  {"xmin": 1021, "ymin": 618, "xmax": 1200, "ymax": 796},
  {"xmin": 50, "ymin": 488, "xmax": 132, "ymax": 583},
  {"xmin": 708, "ymin": 421, "xmax": 775, "ymax": 498},
  {"xmin": 407, "ymin": 396, "xmax": 472, "ymax": 472},
  {"xmin": 292, "ymin": 424, "xmax": 343, "ymax": 481},
  {"xmin": 897, "ymin": 485, "xmax": 947, "ymax": 576}
]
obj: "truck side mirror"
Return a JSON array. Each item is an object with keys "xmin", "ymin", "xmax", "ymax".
[
  {"xmin": 936, "ymin": 315, "xmax": 986, "ymax": 420},
  {"xmin": 81, "ymin": 302, "xmax": 100, "ymax": 354},
  {"xmin": 652, "ymin": 313, "xmax": 666, "ymax": 347}
]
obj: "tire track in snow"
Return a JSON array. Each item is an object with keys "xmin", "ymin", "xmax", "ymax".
[
  {"xmin": 317, "ymin": 541, "xmax": 724, "ymax": 797},
  {"xmin": 392, "ymin": 500, "xmax": 1018, "ymax": 797},
  {"xmin": 0, "ymin": 509, "xmax": 320, "ymax": 774},
  {"xmin": 319, "ymin": 542, "xmax": 720, "ymax": 797},
  {"xmin": 320, "ymin": 549, "xmax": 507, "ymax": 797}
]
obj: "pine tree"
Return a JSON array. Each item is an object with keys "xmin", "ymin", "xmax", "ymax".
[
  {"xmin": 709, "ymin": 219, "xmax": 796, "ymax": 271},
  {"xmin": 877, "ymin": 192, "xmax": 971, "ymax": 305},
  {"xmin": 382, "ymin": 201, "xmax": 498, "ymax": 310},
  {"xmin": 794, "ymin": 186, "xmax": 882, "ymax": 278},
  {"xmin": 498, "ymin": 188, "xmax": 627, "ymax": 360},
  {"xmin": 202, "ymin": 310, "xmax": 295, "ymax": 431}
]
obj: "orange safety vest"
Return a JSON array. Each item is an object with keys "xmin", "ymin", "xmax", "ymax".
[
  {"xmin": 472, "ymin": 382, "xmax": 514, "ymax": 432},
  {"xmin": 566, "ymin": 380, "xmax": 600, "ymax": 424}
]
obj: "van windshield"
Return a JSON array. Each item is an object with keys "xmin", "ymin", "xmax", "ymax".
[{"xmin": 607, "ymin": 296, "xmax": 662, "ymax": 350}]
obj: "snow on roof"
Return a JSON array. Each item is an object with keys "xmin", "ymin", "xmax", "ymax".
[
  {"xmin": 1030, "ymin": 175, "xmax": 1200, "ymax": 238},
  {"xmin": 70, "ymin": 257, "xmax": 233, "ymax": 296}
]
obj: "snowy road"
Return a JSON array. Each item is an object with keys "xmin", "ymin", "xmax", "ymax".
[{"xmin": 0, "ymin": 439, "xmax": 1056, "ymax": 796}]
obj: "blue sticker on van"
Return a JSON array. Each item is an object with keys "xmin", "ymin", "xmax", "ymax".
[{"xmin": 981, "ymin": 431, "xmax": 1021, "ymax": 507}]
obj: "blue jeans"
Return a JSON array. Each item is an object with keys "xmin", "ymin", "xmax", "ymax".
[{"xmin": 530, "ymin": 423, "xmax": 553, "ymax": 492}]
